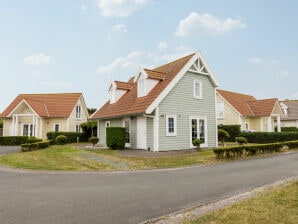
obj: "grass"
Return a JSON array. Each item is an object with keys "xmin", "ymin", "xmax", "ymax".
[
  {"xmin": 185, "ymin": 181, "xmax": 298, "ymax": 224},
  {"xmin": 0, "ymin": 144, "xmax": 216, "ymax": 171}
]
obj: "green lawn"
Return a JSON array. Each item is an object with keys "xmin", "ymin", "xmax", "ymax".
[
  {"xmin": 0, "ymin": 144, "xmax": 216, "ymax": 171},
  {"xmin": 185, "ymin": 181, "xmax": 298, "ymax": 224}
]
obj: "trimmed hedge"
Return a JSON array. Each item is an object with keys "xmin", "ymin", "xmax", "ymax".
[
  {"xmin": 21, "ymin": 141, "xmax": 50, "ymax": 152},
  {"xmin": 89, "ymin": 137, "xmax": 99, "ymax": 147},
  {"xmin": 55, "ymin": 135, "xmax": 68, "ymax": 145},
  {"xmin": 26, "ymin": 136, "xmax": 43, "ymax": 143},
  {"xmin": 218, "ymin": 125, "xmax": 241, "ymax": 141},
  {"xmin": 106, "ymin": 127, "xmax": 125, "ymax": 149},
  {"xmin": 213, "ymin": 140, "xmax": 298, "ymax": 159},
  {"xmin": 47, "ymin": 132, "xmax": 88, "ymax": 143},
  {"xmin": 0, "ymin": 136, "xmax": 29, "ymax": 146},
  {"xmin": 239, "ymin": 132, "xmax": 298, "ymax": 143},
  {"xmin": 281, "ymin": 127, "xmax": 298, "ymax": 132}
]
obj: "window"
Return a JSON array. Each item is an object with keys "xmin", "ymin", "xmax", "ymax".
[
  {"xmin": 193, "ymin": 80, "xmax": 202, "ymax": 98},
  {"xmin": 217, "ymin": 102, "xmax": 224, "ymax": 119},
  {"xmin": 245, "ymin": 122, "xmax": 249, "ymax": 130},
  {"xmin": 76, "ymin": 105, "xmax": 81, "ymax": 119},
  {"xmin": 54, "ymin": 123, "xmax": 60, "ymax": 132},
  {"xmin": 138, "ymin": 79, "xmax": 146, "ymax": 97},
  {"xmin": 190, "ymin": 117, "xmax": 207, "ymax": 148},
  {"xmin": 123, "ymin": 119, "xmax": 130, "ymax": 145},
  {"xmin": 76, "ymin": 124, "xmax": 80, "ymax": 133},
  {"xmin": 23, "ymin": 124, "xmax": 33, "ymax": 136},
  {"xmin": 105, "ymin": 121, "xmax": 110, "ymax": 128},
  {"xmin": 166, "ymin": 115, "xmax": 177, "ymax": 136}
]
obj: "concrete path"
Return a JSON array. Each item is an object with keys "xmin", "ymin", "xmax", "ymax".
[
  {"xmin": 0, "ymin": 152, "xmax": 297, "ymax": 224},
  {"xmin": 0, "ymin": 146, "xmax": 20, "ymax": 155}
]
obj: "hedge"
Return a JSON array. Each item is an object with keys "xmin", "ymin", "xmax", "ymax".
[
  {"xmin": 106, "ymin": 127, "xmax": 125, "ymax": 149},
  {"xmin": 218, "ymin": 125, "xmax": 241, "ymax": 141},
  {"xmin": 47, "ymin": 132, "xmax": 88, "ymax": 143},
  {"xmin": 239, "ymin": 132, "xmax": 298, "ymax": 143},
  {"xmin": 213, "ymin": 140, "xmax": 298, "ymax": 159},
  {"xmin": 281, "ymin": 127, "xmax": 298, "ymax": 132},
  {"xmin": 0, "ymin": 136, "xmax": 30, "ymax": 145},
  {"xmin": 21, "ymin": 141, "xmax": 50, "ymax": 152}
]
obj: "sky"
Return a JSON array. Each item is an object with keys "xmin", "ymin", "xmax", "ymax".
[{"xmin": 1, "ymin": 0, "xmax": 297, "ymax": 112}]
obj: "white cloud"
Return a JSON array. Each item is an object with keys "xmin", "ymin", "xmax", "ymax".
[
  {"xmin": 276, "ymin": 70, "xmax": 289, "ymax": 79},
  {"xmin": 41, "ymin": 80, "xmax": 71, "ymax": 88},
  {"xmin": 97, "ymin": 51, "xmax": 143, "ymax": 74},
  {"xmin": 32, "ymin": 69, "xmax": 53, "ymax": 78},
  {"xmin": 158, "ymin": 42, "xmax": 168, "ymax": 50},
  {"xmin": 176, "ymin": 12, "xmax": 246, "ymax": 36},
  {"xmin": 96, "ymin": 0, "xmax": 151, "ymax": 17},
  {"xmin": 23, "ymin": 53, "xmax": 54, "ymax": 65},
  {"xmin": 248, "ymin": 57, "xmax": 263, "ymax": 65},
  {"xmin": 113, "ymin": 24, "xmax": 128, "ymax": 33},
  {"xmin": 81, "ymin": 5, "xmax": 87, "ymax": 12}
]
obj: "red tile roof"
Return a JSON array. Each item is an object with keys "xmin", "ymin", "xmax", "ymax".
[
  {"xmin": 114, "ymin": 81, "xmax": 133, "ymax": 90},
  {"xmin": 91, "ymin": 53, "xmax": 195, "ymax": 119},
  {"xmin": 217, "ymin": 89, "xmax": 278, "ymax": 116},
  {"xmin": 0, "ymin": 93, "xmax": 83, "ymax": 118}
]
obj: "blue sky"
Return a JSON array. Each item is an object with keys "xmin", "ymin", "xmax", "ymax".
[{"xmin": 1, "ymin": 0, "xmax": 297, "ymax": 112}]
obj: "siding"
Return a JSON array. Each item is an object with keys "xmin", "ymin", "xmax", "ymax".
[
  {"xmin": 158, "ymin": 71, "xmax": 217, "ymax": 151},
  {"xmin": 130, "ymin": 116, "xmax": 137, "ymax": 148},
  {"xmin": 216, "ymin": 93, "xmax": 240, "ymax": 125},
  {"xmin": 98, "ymin": 118, "xmax": 124, "ymax": 146}
]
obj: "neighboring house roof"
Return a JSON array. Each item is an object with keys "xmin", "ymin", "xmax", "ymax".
[
  {"xmin": 0, "ymin": 93, "xmax": 83, "ymax": 118},
  {"xmin": 92, "ymin": 52, "xmax": 218, "ymax": 119},
  {"xmin": 280, "ymin": 100, "xmax": 298, "ymax": 120},
  {"xmin": 217, "ymin": 89, "xmax": 278, "ymax": 117}
]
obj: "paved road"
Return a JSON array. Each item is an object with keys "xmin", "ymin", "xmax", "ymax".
[{"xmin": 0, "ymin": 152, "xmax": 297, "ymax": 224}]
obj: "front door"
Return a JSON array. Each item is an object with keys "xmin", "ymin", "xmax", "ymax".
[
  {"xmin": 23, "ymin": 124, "xmax": 33, "ymax": 137},
  {"xmin": 190, "ymin": 117, "xmax": 207, "ymax": 148},
  {"xmin": 137, "ymin": 116, "xmax": 147, "ymax": 149}
]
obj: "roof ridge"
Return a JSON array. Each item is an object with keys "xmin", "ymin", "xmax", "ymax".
[
  {"xmin": 217, "ymin": 89, "xmax": 255, "ymax": 98},
  {"xmin": 153, "ymin": 53, "xmax": 195, "ymax": 70}
]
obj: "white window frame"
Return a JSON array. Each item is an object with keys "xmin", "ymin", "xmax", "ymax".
[
  {"xmin": 189, "ymin": 116, "xmax": 208, "ymax": 148},
  {"xmin": 76, "ymin": 105, "xmax": 81, "ymax": 119},
  {"xmin": 54, "ymin": 123, "xmax": 60, "ymax": 132},
  {"xmin": 123, "ymin": 118, "xmax": 131, "ymax": 147},
  {"xmin": 166, "ymin": 115, "xmax": 177, "ymax": 136},
  {"xmin": 76, "ymin": 124, "xmax": 81, "ymax": 133},
  {"xmin": 138, "ymin": 78, "xmax": 146, "ymax": 97},
  {"xmin": 217, "ymin": 102, "xmax": 224, "ymax": 119},
  {"xmin": 193, "ymin": 80, "xmax": 202, "ymax": 99},
  {"xmin": 105, "ymin": 121, "xmax": 111, "ymax": 128}
]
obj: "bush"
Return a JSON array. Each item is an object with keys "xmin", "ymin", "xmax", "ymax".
[
  {"xmin": 55, "ymin": 135, "xmax": 68, "ymax": 145},
  {"xmin": 281, "ymin": 127, "xmax": 298, "ymax": 132},
  {"xmin": 47, "ymin": 132, "xmax": 88, "ymax": 143},
  {"xmin": 106, "ymin": 127, "xmax": 125, "ymax": 149},
  {"xmin": 21, "ymin": 141, "xmax": 50, "ymax": 152},
  {"xmin": 218, "ymin": 129, "xmax": 230, "ymax": 146},
  {"xmin": 0, "ymin": 136, "xmax": 30, "ymax": 146},
  {"xmin": 218, "ymin": 125, "xmax": 240, "ymax": 141},
  {"xmin": 26, "ymin": 136, "xmax": 42, "ymax": 143},
  {"xmin": 38, "ymin": 141, "xmax": 50, "ymax": 149},
  {"xmin": 89, "ymin": 137, "xmax": 99, "ymax": 147},
  {"xmin": 192, "ymin": 139, "xmax": 203, "ymax": 150},
  {"xmin": 235, "ymin": 136, "xmax": 248, "ymax": 145},
  {"xmin": 240, "ymin": 132, "xmax": 298, "ymax": 143}
]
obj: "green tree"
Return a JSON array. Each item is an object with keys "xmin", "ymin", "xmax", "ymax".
[{"xmin": 218, "ymin": 129, "xmax": 230, "ymax": 146}]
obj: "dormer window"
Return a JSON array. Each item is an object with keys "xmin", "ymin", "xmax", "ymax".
[
  {"xmin": 138, "ymin": 78, "xmax": 146, "ymax": 97},
  {"xmin": 109, "ymin": 81, "xmax": 132, "ymax": 104}
]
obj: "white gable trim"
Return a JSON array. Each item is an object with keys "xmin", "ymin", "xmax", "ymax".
[
  {"xmin": 145, "ymin": 51, "xmax": 218, "ymax": 114},
  {"xmin": 8, "ymin": 99, "xmax": 40, "ymax": 118},
  {"xmin": 216, "ymin": 91, "xmax": 243, "ymax": 117},
  {"xmin": 134, "ymin": 67, "xmax": 149, "ymax": 82}
]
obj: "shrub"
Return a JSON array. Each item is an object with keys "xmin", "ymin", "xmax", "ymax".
[
  {"xmin": 55, "ymin": 135, "xmax": 68, "ymax": 145},
  {"xmin": 38, "ymin": 141, "xmax": 50, "ymax": 149},
  {"xmin": 89, "ymin": 137, "xmax": 99, "ymax": 147},
  {"xmin": 47, "ymin": 132, "xmax": 88, "ymax": 143},
  {"xmin": 21, "ymin": 141, "xmax": 50, "ymax": 152},
  {"xmin": 281, "ymin": 127, "xmax": 298, "ymax": 132},
  {"xmin": 192, "ymin": 139, "xmax": 203, "ymax": 150},
  {"xmin": 235, "ymin": 136, "xmax": 248, "ymax": 145},
  {"xmin": 240, "ymin": 132, "xmax": 298, "ymax": 143},
  {"xmin": 0, "ymin": 136, "xmax": 30, "ymax": 146},
  {"xmin": 26, "ymin": 136, "xmax": 42, "ymax": 143},
  {"xmin": 106, "ymin": 127, "xmax": 125, "ymax": 149},
  {"xmin": 218, "ymin": 125, "xmax": 240, "ymax": 141},
  {"xmin": 218, "ymin": 129, "xmax": 230, "ymax": 146}
]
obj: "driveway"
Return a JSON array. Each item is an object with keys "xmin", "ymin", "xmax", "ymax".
[
  {"xmin": 0, "ymin": 152, "xmax": 297, "ymax": 224},
  {"xmin": 0, "ymin": 146, "xmax": 20, "ymax": 155}
]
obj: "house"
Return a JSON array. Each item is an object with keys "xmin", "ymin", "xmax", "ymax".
[
  {"xmin": 216, "ymin": 89, "xmax": 283, "ymax": 132},
  {"xmin": 280, "ymin": 100, "xmax": 298, "ymax": 128},
  {"xmin": 0, "ymin": 93, "xmax": 89, "ymax": 139},
  {"xmin": 91, "ymin": 52, "xmax": 219, "ymax": 151}
]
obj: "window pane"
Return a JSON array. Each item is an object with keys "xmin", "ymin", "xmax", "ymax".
[
  {"xmin": 168, "ymin": 117, "xmax": 174, "ymax": 133},
  {"xmin": 124, "ymin": 120, "xmax": 130, "ymax": 144},
  {"xmin": 191, "ymin": 119, "xmax": 197, "ymax": 141},
  {"xmin": 195, "ymin": 81, "xmax": 201, "ymax": 97}
]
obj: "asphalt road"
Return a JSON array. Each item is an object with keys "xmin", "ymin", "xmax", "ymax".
[
  {"xmin": 0, "ymin": 146, "xmax": 20, "ymax": 155},
  {"xmin": 0, "ymin": 152, "xmax": 297, "ymax": 224}
]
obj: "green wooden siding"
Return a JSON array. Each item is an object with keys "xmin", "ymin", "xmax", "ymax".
[{"xmin": 158, "ymin": 71, "xmax": 217, "ymax": 151}]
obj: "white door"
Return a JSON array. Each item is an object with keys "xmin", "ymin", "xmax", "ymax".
[
  {"xmin": 190, "ymin": 117, "xmax": 207, "ymax": 148},
  {"xmin": 137, "ymin": 116, "xmax": 147, "ymax": 149}
]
